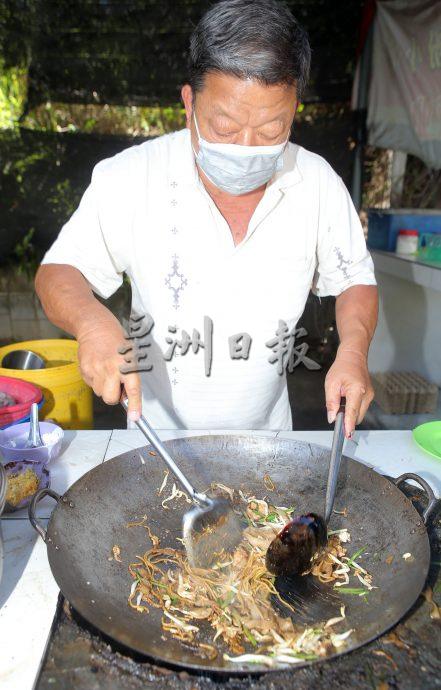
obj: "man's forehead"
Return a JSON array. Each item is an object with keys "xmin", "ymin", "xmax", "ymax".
[{"xmin": 195, "ymin": 73, "xmax": 297, "ymax": 116}]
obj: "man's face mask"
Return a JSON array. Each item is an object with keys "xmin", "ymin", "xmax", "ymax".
[{"xmin": 193, "ymin": 113, "xmax": 288, "ymax": 196}]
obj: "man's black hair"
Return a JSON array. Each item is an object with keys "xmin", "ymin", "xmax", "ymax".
[{"xmin": 188, "ymin": 0, "xmax": 311, "ymax": 99}]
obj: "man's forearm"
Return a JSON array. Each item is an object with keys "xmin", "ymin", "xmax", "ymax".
[
  {"xmin": 326, "ymin": 284, "xmax": 379, "ymax": 433},
  {"xmin": 335, "ymin": 285, "xmax": 378, "ymax": 358},
  {"xmin": 36, "ymin": 264, "xmax": 142, "ymax": 419},
  {"xmin": 35, "ymin": 264, "xmax": 122, "ymax": 340}
]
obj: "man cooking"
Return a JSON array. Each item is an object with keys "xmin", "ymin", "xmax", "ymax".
[{"xmin": 35, "ymin": 0, "xmax": 378, "ymax": 438}]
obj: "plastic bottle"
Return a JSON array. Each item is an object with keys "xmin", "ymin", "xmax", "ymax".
[{"xmin": 396, "ymin": 229, "xmax": 419, "ymax": 255}]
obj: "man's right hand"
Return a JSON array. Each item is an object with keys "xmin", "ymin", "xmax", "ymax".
[
  {"xmin": 35, "ymin": 264, "xmax": 142, "ymax": 422},
  {"xmin": 77, "ymin": 320, "xmax": 142, "ymax": 421}
]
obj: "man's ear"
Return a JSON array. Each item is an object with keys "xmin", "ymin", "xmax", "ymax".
[{"xmin": 181, "ymin": 85, "xmax": 193, "ymax": 128}]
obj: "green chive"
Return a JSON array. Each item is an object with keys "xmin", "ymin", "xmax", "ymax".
[
  {"xmin": 347, "ymin": 544, "xmax": 368, "ymax": 568},
  {"xmin": 328, "ymin": 528, "xmax": 349, "ymax": 536},
  {"xmin": 243, "ymin": 626, "xmax": 258, "ymax": 647},
  {"xmin": 218, "ymin": 590, "xmax": 235, "ymax": 609},
  {"xmin": 334, "ymin": 587, "xmax": 370, "ymax": 596}
]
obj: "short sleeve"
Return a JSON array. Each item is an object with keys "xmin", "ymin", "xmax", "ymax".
[
  {"xmin": 41, "ymin": 161, "xmax": 128, "ymax": 299},
  {"xmin": 312, "ymin": 171, "xmax": 376, "ymax": 297}
]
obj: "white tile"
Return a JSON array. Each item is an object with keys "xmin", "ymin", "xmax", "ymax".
[
  {"xmin": 0, "ymin": 519, "xmax": 59, "ymax": 690},
  {"xmin": 371, "ymin": 249, "xmax": 441, "ymax": 292},
  {"xmin": 429, "ymin": 268, "xmax": 441, "ymax": 292},
  {"xmin": 344, "ymin": 430, "xmax": 441, "ymax": 496},
  {"xmin": 410, "ymin": 262, "xmax": 433, "ymax": 289}
]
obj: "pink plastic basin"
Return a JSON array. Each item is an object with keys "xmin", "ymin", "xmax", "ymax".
[{"xmin": 0, "ymin": 376, "xmax": 43, "ymax": 427}]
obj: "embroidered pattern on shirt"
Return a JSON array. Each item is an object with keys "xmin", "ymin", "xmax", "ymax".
[
  {"xmin": 333, "ymin": 246, "xmax": 352, "ymax": 280},
  {"xmin": 165, "ymin": 327, "xmax": 180, "ymax": 383},
  {"xmin": 165, "ymin": 254, "xmax": 188, "ymax": 309}
]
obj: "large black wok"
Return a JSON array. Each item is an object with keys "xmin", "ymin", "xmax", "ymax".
[{"xmin": 29, "ymin": 435, "xmax": 437, "ymax": 674}]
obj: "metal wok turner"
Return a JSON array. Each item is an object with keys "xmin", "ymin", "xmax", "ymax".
[
  {"xmin": 121, "ymin": 399, "xmax": 242, "ymax": 568},
  {"xmin": 266, "ymin": 399, "xmax": 346, "ymax": 576}
]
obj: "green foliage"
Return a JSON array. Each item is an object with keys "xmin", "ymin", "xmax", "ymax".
[
  {"xmin": 21, "ymin": 101, "xmax": 186, "ymax": 136},
  {"xmin": 4, "ymin": 147, "xmax": 47, "ymax": 185},
  {"xmin": 0, "ymin": 0, "xmax": 35, "ymax": 70},
  {"xmin": 0, "ymin": 61, "xmax": 27, "ymax": 129},
  {"xmin": 0, "ymin": 129, "xmax": 84, "ymax": 273},
  {"xmin": 9, "ymin": 227, "xmax": 41, "ymax": 279},
  {"xmin": 47, "ymin": 179, "xmax": 78, "ymax": 219}
]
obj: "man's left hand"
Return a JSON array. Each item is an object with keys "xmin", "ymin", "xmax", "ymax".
[{"xmin": 325, "ymin": 349, "xmax": 374, "ymax": 438}]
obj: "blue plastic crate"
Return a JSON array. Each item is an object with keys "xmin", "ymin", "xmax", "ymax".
[{"xmin": 367, "ymin": 209, "xmax": 441, "ymax": 252}]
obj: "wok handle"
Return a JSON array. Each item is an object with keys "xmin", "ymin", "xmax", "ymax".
[
  {"xmin": 28, "ymin": 488, "xmax": 60, "ymax": 541},
  {"xmin": 393, "ymin": 473, "xmax": 438, "ymax": 524}
]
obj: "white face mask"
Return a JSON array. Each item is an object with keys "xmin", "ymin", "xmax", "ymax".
[{"xmin": 193, "ymin": 113, "xmax": 288, "ymax": 196}]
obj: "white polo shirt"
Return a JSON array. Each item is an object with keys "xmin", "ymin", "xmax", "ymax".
[{"xmin": 42, "ymin": 129, "xmax": 376, "ymax": 430}]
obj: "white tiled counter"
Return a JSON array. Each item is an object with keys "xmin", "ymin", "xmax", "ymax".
[
  {"xmin": 369, "ymin": 249, "xmax": 441, "ymax": 384},
  {"xmin": 1, "ymin": 428, "xmax": 440, "ymax": 690}
]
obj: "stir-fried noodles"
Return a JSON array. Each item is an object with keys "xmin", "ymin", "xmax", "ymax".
[{"xmin": 127, "ymin": 483, "xmax": 373, "ymax": 665}]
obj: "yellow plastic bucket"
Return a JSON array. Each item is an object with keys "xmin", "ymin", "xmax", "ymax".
[{"xmin": 0, "ymin": 339, "xmax": 93, "ymax": 430}]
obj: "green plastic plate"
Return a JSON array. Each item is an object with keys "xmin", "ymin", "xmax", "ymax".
[{"xmin": 412, "ymin": 421, "xmax": 441, "ymax": 460}]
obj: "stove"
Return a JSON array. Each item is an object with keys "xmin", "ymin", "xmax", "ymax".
[{"xmin": 35, "ymin": 487, "xmax": 441, "ymax": 690}]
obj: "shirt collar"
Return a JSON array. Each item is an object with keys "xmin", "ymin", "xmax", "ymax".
[
  {"xmin": 170, "ymin": 129, "xmax": 200, "ymax": 185},
  {"xmin": 270, "ymin": 141, "xmax": 303, "ymax": 191}
]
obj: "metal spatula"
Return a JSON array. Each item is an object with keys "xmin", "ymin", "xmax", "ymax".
[
  {"xmin": 266, "ymin": 399, "xmax": 346, "ymax": 576},
  {"xmin": 121, "ymin": 399, "xmax": 242, "ymax": 568},
  {"xmin": 25, "ymin": 402, "xmax": 43, "ymax": 448}
]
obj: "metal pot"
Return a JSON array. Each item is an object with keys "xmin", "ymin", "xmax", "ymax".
[
  {"xmin": 29, "ymin": 435, "xmax": 437, "ymax": 674},
  {"xmin": 1, "ymin": 350, "xmax": 45, "ymax": 370}
]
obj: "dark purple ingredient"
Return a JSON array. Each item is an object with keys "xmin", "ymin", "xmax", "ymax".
[{"xmin": 265, "ymin": 512, "xmax": 327, "ymax": 577}]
